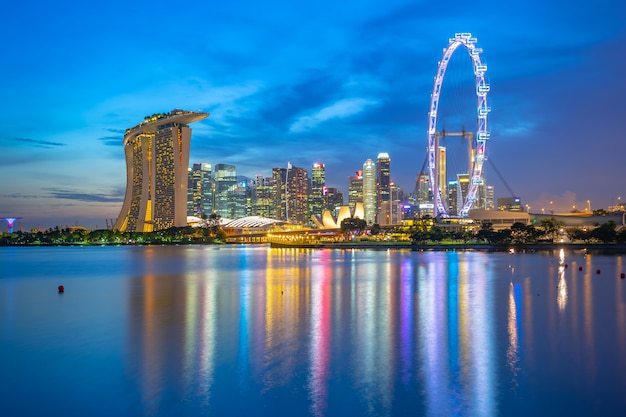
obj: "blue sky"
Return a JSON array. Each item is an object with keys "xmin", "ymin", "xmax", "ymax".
[{"xmin": 1, "ymin": 0, "xmax": 625, "ymax": 230}]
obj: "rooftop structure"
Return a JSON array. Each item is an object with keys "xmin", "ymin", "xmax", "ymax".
[{"xmin": 115, "ymin": 109, "xmax": 209, "ymax": 232}]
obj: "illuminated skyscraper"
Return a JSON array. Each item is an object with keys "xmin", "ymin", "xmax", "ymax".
[
  {"xmin": 438, "ymin": 146, "xmax": 447, "ymax": 209},
  {"xmin": 214, "ymin": 164, "xmax": 237, "ymax": 218},
  {"xmin": 363, "ymin": 159, "xmax": 376, "ymax": 224},
  {"xmin": 309, "ymin": 163, "xmax": 326, "ymax": 222},
  {"xmin": 114, "ymin": 109, "xmax": 208, "ymax": 232},
  {"xmin": 251, "ymin": 175, "xmax": 274, "ymax": 218},
  {"xmin": 187, "ymin": 163, "xmax": 213, "ymax": 217},
  {"xmin": 376, "ymin": 152, "xmax": 391, "ymax": 225},
  {"xmin": 348, "ymin": 170, "xmax": 363, "ymax": 212},
  {"xmin": 272, "ymin": 163, "xmax": 310, "ymax": 224}
]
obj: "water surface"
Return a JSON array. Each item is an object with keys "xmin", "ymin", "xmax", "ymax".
[{"xmin": 1, "ymin": 246, "xmax": 625, "ymax": 416}]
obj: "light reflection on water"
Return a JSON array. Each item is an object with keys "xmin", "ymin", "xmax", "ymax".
[{"xmin": 1, "ymin": 246, "xmax": 626, "ymax": 416}]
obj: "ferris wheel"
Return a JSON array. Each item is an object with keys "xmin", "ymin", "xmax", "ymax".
[{"xmin": 427, "ymin": 33, "xmax": 490, "ymax": 218}]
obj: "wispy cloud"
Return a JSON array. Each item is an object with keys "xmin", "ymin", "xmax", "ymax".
[
  {"xmin": 289, "ymin": 98, "xmax": 378, "ymax": 133},
  {"xmin": 11, "ymin": 137, "xmax": 65, "ymax": 148},
  {"xmin": 44, "ymin": 188, "xmax": 124, "ymax": 203},
  {"xmin": 98, "ymin": 136, "xmax": 122, "ymax": 146}
]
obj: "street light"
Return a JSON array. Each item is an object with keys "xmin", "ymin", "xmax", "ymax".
[{"xmin": 587, "ymin": 200, "xmax": 591, "ymax": 213}]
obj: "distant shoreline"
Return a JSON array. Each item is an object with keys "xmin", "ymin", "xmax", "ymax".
[
  {"xmin": 268, "ymin": 241, "xmax": 626, "ymax": 254},
  {"xmin": 2, "ymin": 241, "xmax": 626, "ymax": 254}
]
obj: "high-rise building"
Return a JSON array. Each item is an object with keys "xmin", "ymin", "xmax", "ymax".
[
  {"xmin": 272, "ymin": 163, "xmax": 310, "ymax": 224},
  {"xmin": 309, "ymin": 163, "xmax": 326, "ymax": 223},
  {"xmin": 438, "ymin": 146, "xmax": 447, "ymax": 209},
  {"xmin": 324, "ymin": 187, "xmax": 344, "ymax": 215},
  {"xmin": 214, "ymin": 164, "xmax": 236, "ymax": 218},
  {"xmin": 348, "ymin": 170, "xmax": 363, "ymax": 212},
  {"xmin": 363, "ymin": 159, "xmax": 376, "ymax": 225},
  {"xmin": 187, "ymin": 163, "xmax": 213, "ymax": 217},
  {"xmin": 115, "ymin": 109, "xmax": 208, "ymax": 232},
  {"xmin": 457, "ymin": 173, "xmax": 470, "ymax": 214},
  {"xmin": 485, "ymin": 185, "xmax": 495, "ymax": 210},
  {"xmin": 251, "ymin": 175, "xmax": 274, "ymax": 218},
  {"xmin": 447, "ymin": 180, "xmax": 458, "ymax": 216},
  {"xmin": 377, "ymin": 152, "xmax": 392, "ymax": 225}
]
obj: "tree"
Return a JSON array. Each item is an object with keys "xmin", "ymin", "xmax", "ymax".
[
  {"xmin": 410, "ymin": 216, "xmax": 433, "ymax": 244},
  {"xmin": 507, "ymin": 222, "xmax": 540, "ymax": 243},
  {"xmin": 590, "ymin": 221, "xmax": 617, "ymax": 243},
  {"xmin": 370, "ymin": 223, "xmax": 381, "ymax": 235},
  {"xmin": 429, "ymin": 226, "xmax": 444, "ymax": 243},
  {"xmin": 340, "ymin": 217, "xmax": 367, "ymax": 236},
  {"xmin": 539, "ymin": 218, "xmax": 562, "ymax": 243}
]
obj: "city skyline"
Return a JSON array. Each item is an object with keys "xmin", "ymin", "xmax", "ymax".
[{"xmin": 1, "ymin": 0, "xmax": 625, "ymax": 230}]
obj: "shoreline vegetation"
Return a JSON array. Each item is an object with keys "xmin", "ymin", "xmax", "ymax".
[
  {"xmin": 2, "ymin": 216, "xmax": 626, "ymax": 254},
  {"xmin": 1, "ymin": 237, "xmax": 626, "ymax": 254}
]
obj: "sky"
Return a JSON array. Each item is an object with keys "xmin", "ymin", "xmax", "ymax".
[{"xmin": 1, "ymin": 0, "xmax": 625, "ymax": 230}]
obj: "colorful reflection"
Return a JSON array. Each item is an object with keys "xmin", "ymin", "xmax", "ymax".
[{"xmin": 119, "ymin": 246, "xmax": 626, "ymax": 416}]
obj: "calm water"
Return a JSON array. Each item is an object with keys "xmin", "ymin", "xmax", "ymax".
[{"xmin": 1, "ymin": 245, "xmax": 625, "ymax": 416}]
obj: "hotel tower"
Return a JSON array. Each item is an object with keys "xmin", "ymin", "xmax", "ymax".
[{"xmin": 114, "ymin": 109, "xmax": 209, "ymax": 232}]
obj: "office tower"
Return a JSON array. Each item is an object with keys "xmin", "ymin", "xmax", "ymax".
[
  {"xmin": 438, "ymin": 146, "xmax": 447, "ymax": 209},
  {"xmin": 251, "ymin": 175, "xmax": 274, "ymax": 218},
  {"xmin": 272, "ymin": 163, "xmax": 310, "ymax": 224},
  {"xmin": 232, "ymin": 179, "xmax": 251, "ymax": 219},
  {"xmin": 187, "ymin": 163, "xmax": 213, "ymax": 217},
  {"xmin": 363, "ymin": 159, "xmax": 376, "ymax": 224},
  {"xmin": 309, "ymin": 163, "xmax": 326, "ymax": 222},
  {"xmin": 390, "ymin": 182, "xmax": 403, "ymax": 223},
  {"xmin": 447, "ymin": 180, "xmax": 458, "ymax": 216},
  {"xmin": 377, "ymin": 152, "xmax": 391, "ymax": 225},
  {"xmin": 115, "ymin": 109, "xmax": 208, "ymax": 232},
  {"xmin": 485, "ymin": 185, "xmax": 495, "ymax": 210},
  {"xmin": 457, "ymin": 174, "xmax": 470, "ymax": 214},
  {"xmin": 324, "ymin": 187, "xmax": 344, "ymax": 214},
  {"xmin": 214, "ymin": 164, "xmax": 236, "ymax": 218},
  {"xmin": 498, "ymin": 197, "xmax": 522, "ymax": 212},
  {"xmin": 415, "ymin": 172, "xmax": 431, "ymax": 205},
  {"xmin": 348, "ymin": 170, "xmax": 363, "ymax": 212}
]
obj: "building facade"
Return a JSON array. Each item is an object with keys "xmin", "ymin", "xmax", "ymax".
[
  {"xmin": 309, "ymin": 163, "xmax": 326, "ymax": 223},
  {"xmin": 187, "ymin": 163, "xmax": 213, "ymax": 217},
  {"xmin": 363, "ymin": 159, "xmax": 377, "ymax": 225},
  {"xmin": 376, "ymin": 152, "xmax": 392, "ymax": 225},
  {"xmin": 348, "ymin": 170, "xmax": 363, "ymax": 213},
  {"xmin": 272, "ymin": 163, "xmax": 310, "ymax": 225},
  {"xmin": 115, "ymin": 109, "xmax": 208, "ymax": 232}
]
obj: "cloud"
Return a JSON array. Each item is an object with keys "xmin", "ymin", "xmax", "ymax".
[
  {"xmin": 289, "ymin": 98, "xmax": 378, "ymax": 133},
  {"xmin": 44, "ymin": 188, "xmax": 124, "ymax": 203},
  {"xmin": 2, "ymin": 193, "xmax": 40, "ymax": 199},
  {"xmin": 11, "ymin": 137, "xmax": 65, "ymax": 147},
  {"xmin": 98, "ymin": 136, "xmax": 122, "ymax": 146}
]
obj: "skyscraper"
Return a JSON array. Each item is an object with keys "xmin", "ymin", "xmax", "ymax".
[
  {"xmin": 309, "ymin": 163, "xmax": 326, "ymax": 223},
  {"xmin": 363, "ymin": 159, "xmax": 376, "ymax": 225},
  {"xmin": 348, "ymin": 170, "xmax": 363, "ymax": 212},
  {"xmin": 214, "ymin": 164, "xmax": 237, "ymax": 218},
  {"xmin": 376, "ymin": 152, "xmax": 391, "ymax": 225},
  {"xmin": 187, "ymin": 163, "xmax": 213, "ymax": 217},
  {"xmin": 115, "ymin": 109, "xmax": 208, "ymax": 232},
  {"xmin": 272, "ymin": 163, "xmax": 310, "ymax": 225},
  {"xmin": 251, "ymin": 175, "xmax": 274, "ymax": 218}
]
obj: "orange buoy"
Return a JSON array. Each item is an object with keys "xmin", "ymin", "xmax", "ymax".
[
  {"xmin": 58, "ymin": 285, "xmax": 64, "ymax": 293},
  {"xmin": 579, "ymin": 266, "xmax": 582, "ymax": 271}
]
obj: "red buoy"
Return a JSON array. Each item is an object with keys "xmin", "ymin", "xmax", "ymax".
[
  {"xmin": 565, "ymin": 264, "xmax": 568, "ymax": 269},
  {"xmin": 596, "ymin": 269, "xmax": 601, "ymax": 275},
  {"xmin": 579, "ymin": 266, "xmax": 583, "ymax": 271},
  {"xmin": 58, "ymin": 285, "xmax": 64, "ymax": 293},
  {"xmin": 621, "ymin": 273, "xmax": 625, "ymax": 279}
]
